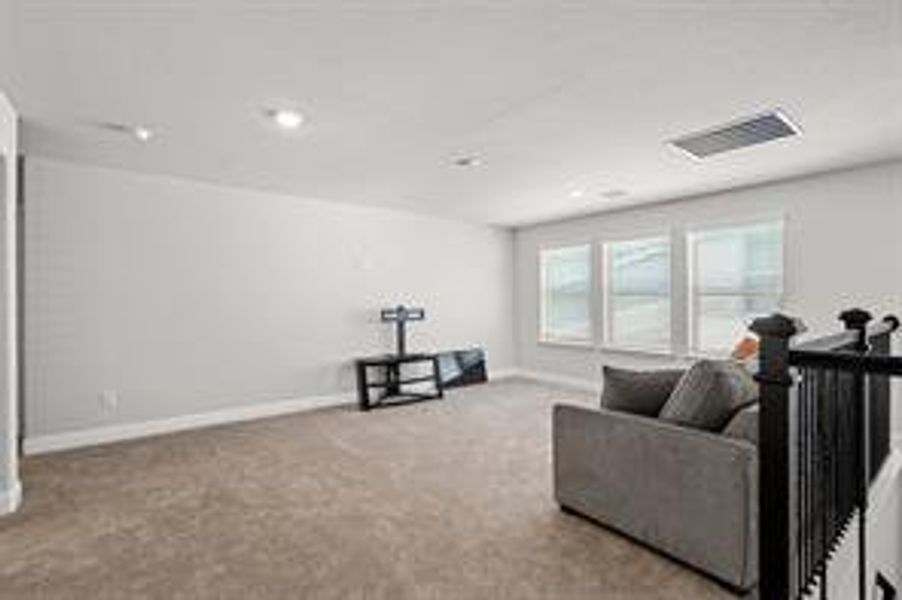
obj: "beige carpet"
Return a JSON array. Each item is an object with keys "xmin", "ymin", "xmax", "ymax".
[{"xmin": 0, "ymin": 379, "xmax": 741, "ymax": 599}]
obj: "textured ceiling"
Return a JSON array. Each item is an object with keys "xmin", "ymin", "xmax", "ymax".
[{"xmin": 6, "ymin": 0, "xmax": 902, "ymax": 226}]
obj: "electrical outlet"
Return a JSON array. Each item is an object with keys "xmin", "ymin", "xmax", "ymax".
[{"xmin": 100, "ymin": 390, "xmax": 118, "ymax": 412}]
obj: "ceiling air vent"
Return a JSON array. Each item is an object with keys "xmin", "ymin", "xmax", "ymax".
[{"xmin": 669, "ymin": 110, "xmax": 800, "ymax": 159}]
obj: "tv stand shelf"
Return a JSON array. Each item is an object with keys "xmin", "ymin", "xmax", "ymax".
[
  {"xmin": 354, "ymin": 353, "xmax": 443, "ymax": 410},
  {"xmin": 365, "ymin": 373, "xmax": 438, "ymax": 388}
]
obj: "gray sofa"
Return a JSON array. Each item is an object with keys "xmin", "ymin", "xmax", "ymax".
[{"xmin": 553, "ymin": 403, "xmax": 758, "ymax": 591}]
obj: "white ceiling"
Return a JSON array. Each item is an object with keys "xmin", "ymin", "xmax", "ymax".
[{"xmin": 6, "ymin": 0, "xmax": 902, "ymax": 226}]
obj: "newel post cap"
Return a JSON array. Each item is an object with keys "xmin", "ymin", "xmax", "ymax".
[
  {"xmin": 749, "ymin": 313, "xmax": 804, "ymax": 339},
  {"xmin": 838, "ymin": 308, "xmax": 873, "ymax": 330}
]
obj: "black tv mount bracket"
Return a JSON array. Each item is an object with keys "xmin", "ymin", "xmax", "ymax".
[{"xmin": 380, "ymin": 305, "xmax": 425, "ymax": 357}]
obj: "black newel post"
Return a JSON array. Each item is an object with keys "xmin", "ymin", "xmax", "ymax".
[
  {"xmin": 838, "ymin": 308, "xmax": 872, "ymax": 600},
  {"xmin": 751, "ymin": 313, "xmax": 802, "ymax": 600}
]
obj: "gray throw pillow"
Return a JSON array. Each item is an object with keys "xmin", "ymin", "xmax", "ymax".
[
  {"xmin": 658, "ymin": 360, "xmax": 758, "ymax": 431},
  {"xmin": 601, "ymin": 366, "xmax": 685, "ymax": 417},
  {"xmin": 722, "ymin": 403, "xmax": 759, "ymax": 445}
]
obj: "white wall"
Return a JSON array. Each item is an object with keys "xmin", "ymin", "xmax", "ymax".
[
  {"xmin": 514, "ymin": 161, "xmax": 902, "ymax": 432},
  {"xmin": 0, "ymin": 1, "xmax": 15, "ymax": 93},
  {"xmin": 25, "ymin": 158, "xmax": 514, "ymax": 439},
  {"xmin": 0, "ymin": 91, "xmax": 20, "ymax": 513}
]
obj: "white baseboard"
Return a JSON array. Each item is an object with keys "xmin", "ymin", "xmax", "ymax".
[
  {"xmin": 0, "ymin": 479, "xmax": 22, "ymax": 515},
  {"xmin": 24, "ymin": 393, "xmax": 353, "ymax": 455},
  {"xmin": 23, "ymin": 370, "xmax": 555, "ymax": 455},
  {"xmin": 489, "ymin": 368, "xmax": 522, "ymax": 381},
  {"xmin": 500, "ymin": 368, "xmax": 599, "ymax": 393}
]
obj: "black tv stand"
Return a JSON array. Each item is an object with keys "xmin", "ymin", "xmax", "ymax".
[{"xmin": 354, "ymin": 353, "xmax": 443, "ymax": 411}]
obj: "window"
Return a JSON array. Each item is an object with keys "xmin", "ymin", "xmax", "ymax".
[
  {"xmin": 539, "ymin": 244, "xmax": 592, "ymax": 342},
  {"xmin": 535, "ymin": 218, "xmax": 783, "ymax": 355},
  {"xmin": 689, "ymin": 220, "xmax": 784, "ymax": 353},
  {"xmin": 603, "ymin": 236, "xmax": 671, "ymax": 350}
]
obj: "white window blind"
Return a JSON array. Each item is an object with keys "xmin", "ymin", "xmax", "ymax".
[
  {"xmin": 689, "ymin": 220, "xmax": 784, "ymax": 353},
  {"xmin": 540, "ymin": 244, "xmax": 592, "ymax": 342},
  {"xmin": 604, "ymin": 236, "xmax": 671, "ymax": 350}
]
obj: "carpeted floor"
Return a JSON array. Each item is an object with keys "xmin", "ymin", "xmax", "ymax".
[{"xmin": 0, "ymin": 379, "xmax": 742, "ymax": 599}]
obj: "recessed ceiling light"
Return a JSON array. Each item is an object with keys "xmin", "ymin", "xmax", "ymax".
[
  {"xmin": 99, "ymin": 122, "xmax": 155, "ymax": 142},
  {"xmin": 569, "ymin": 189, "xmax": 586, "ymax": 199},
  {"xmin": 133, "ymin": 126, "xmax": 154, "ymax": 141},
  {"xmin": 267, "ymin": 107, "xmax": 305, "ymax": 130},
  {"xmin": 453, "ymin": 155, "xmax": 482, "ymax": 167}
]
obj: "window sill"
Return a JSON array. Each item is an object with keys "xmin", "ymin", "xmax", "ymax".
[
  {"xmin": 684, "ymin": 349, "xmax": 731, "ymax": 360},
  {"xmin": 537, "ymin": 339, "xmax": 594, "ymax": 350},
  {"xmin": 599, "ymin": 345, "xmax": 682, "ymax": 360},
  {"xmin": 537, "ymin": 341, "xmax": 687, "ymax": 361},
  {"xmin": 600, "ymin": 346, "xmax": 728, "ymax": 363},
  {"xmin": 535, "ymin": 340, "xmax": 722, "ymax": 363}
]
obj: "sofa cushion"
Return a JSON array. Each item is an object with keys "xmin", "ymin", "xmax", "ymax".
[
  {"xmin": 722, "ymin": 403, "xmax": 759, "ymax": 445},
  {"xmin": 600, "ymin": 366, "xmax": 685, "ymax": 417},
  {"xmin": 658, "ymin": 360, "xmax": 758, "ymax": 431}
]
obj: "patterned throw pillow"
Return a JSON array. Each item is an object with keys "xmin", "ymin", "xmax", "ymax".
[
  {"xmin": 658, "ymin": 359, "xmax": 758, "ymax": 431},
  {"xmin": 600, "ymin": 366, "xmax": 686, "ymax": 417}
]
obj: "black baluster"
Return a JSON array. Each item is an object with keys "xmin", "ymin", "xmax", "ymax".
[
  {"xmin": 838, "ymin": 308, "xmax": 872, "ymax": 600},
  {"xmin": 813, "ymin": 368, "xmax": 820, "ymax": 584},
  {"xmin": 811, "ymin": 368, "xmax": 820, "ymax": 588},
  {"xmin": 798, "ymin": 367, "xmax": 808, "ymax": 592}
]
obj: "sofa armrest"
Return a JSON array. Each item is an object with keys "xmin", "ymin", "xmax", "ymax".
[{"xmin": 553, "ymin": 404, "xmax": 758, "ymax": 590}]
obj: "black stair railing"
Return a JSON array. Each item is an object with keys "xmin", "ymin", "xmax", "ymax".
[{"xmin": 752, "ymin": 309, "xmax": 900, "ymax": 600}]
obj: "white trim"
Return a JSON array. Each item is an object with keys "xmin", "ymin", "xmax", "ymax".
[
  {"xmin": 535, "ymin": 337, "xmax": 702, "ymax": 364},
  {"xmin": 506, "ymin": 368, "xmax": 599, "ymax": 393},
  {"xmin": 0, "ymin": 93, "xmax": 19, "ymax": 520},
  {"xmin": 682, "ymin": 210, "xmax": 788, "ymax": 236},
  {"xmin": 669, "ymin": 224, "xmax": 690, "ymax": 357},
  {"xmin": 537, "ymin": 339, "xmax": 594, "ymax": 350},
  {"xmin": 489, "ymin": 368, "xmax": 523, "ymax": 380},
  {"xmin": 24, "ymin": 393, "xmax": 353, "ymax": 455},
  {"xmin": 24, "ymin": 369, "xmax": 579, "ymax": 455},
  {"xmin": 599, "ymin": 344, "xmax": 682, "ymax": 360},
  {"xmin": 0, "ymin": 479, "xmax": 21, "ymax": 515}
]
